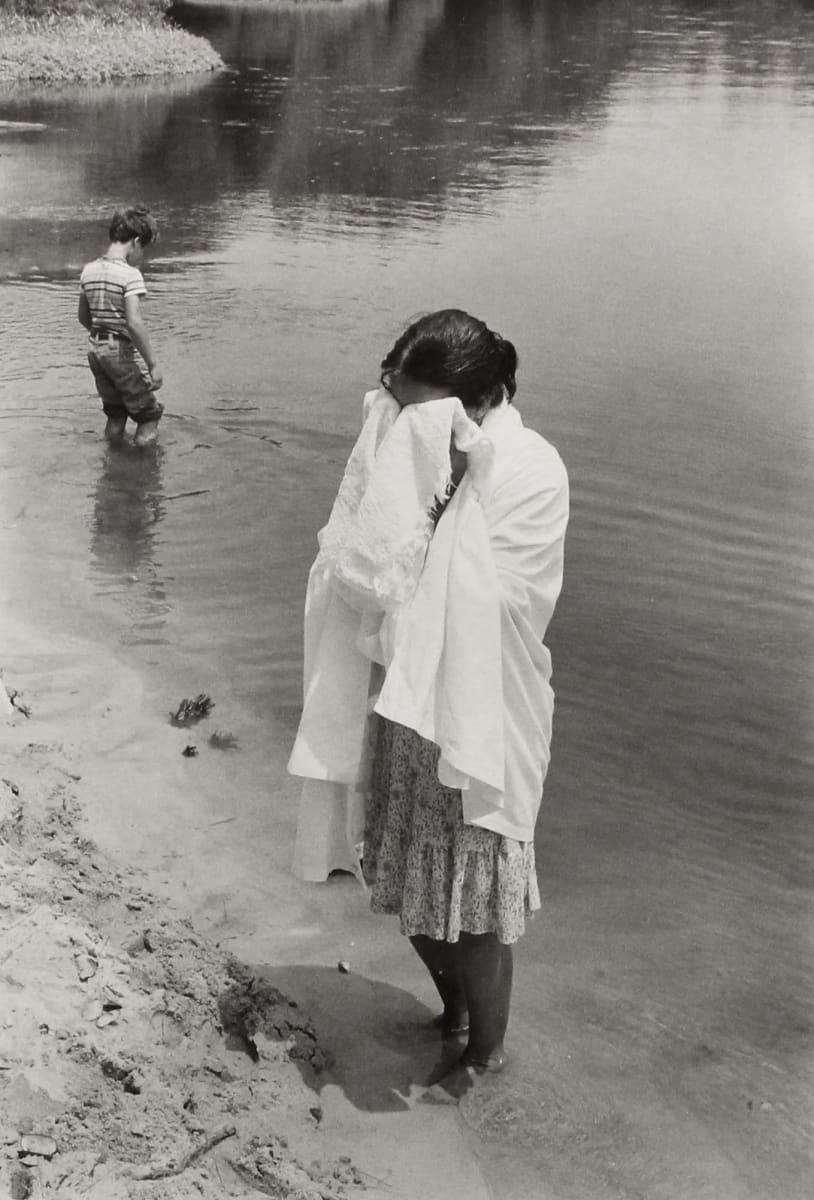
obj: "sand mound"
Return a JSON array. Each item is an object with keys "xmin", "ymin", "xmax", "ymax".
[{"xmin": 0, "ymin": 703, "xmax": 366, "ymax": 1200}]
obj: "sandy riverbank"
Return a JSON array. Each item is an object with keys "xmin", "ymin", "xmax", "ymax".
[
  {"xmin": 0, "ymin": 595, "xmax": 502, "ymax": 1200},
  {"xmin": 0, "ymin": 624, "xmax": 360, "ymax": 1199}
]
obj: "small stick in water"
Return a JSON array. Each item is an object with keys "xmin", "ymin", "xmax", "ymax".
[{"xmin": 165, "ymin": 489, "xmax": 211, "ymax": 501}]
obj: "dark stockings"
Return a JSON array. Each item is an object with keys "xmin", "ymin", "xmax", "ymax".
[
  {"xmin": 409, "ymin": 935, "xmax": 468, "ymax": 1033},
  {"xmin": 458, "ymin": 931, "xmax": 513, "ymax": 1064},
  {"xmin": 410, "ymin": 932, "xmax": 513, "ymax": 1065}
]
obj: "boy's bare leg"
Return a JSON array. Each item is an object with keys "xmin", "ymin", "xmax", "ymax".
[
  {"xmin": 104, "ymin": 414, "xmax": 127, "ymax": 441},
  {"xmin": 134, "ymin": 418, "xmax": 160, "ymax": 447}
]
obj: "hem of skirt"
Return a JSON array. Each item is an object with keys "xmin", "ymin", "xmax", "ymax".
[{"xmin": 369, "ymin": 898, "xmax": 539, "ymax": 945}]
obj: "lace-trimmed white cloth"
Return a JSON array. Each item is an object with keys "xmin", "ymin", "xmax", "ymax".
[{"xmin": 316, "ymin": 389, "xmax": 492, "ymax": 613}]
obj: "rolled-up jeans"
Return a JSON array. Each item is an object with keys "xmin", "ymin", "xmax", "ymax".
[{"xmin": 87, "ymin": 335, "xmax": 164, "ymax": 424}]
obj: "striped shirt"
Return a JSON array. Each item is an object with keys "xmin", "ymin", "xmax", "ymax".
[{"xmin": 79, "ymin": 256, "xmax": 147, "ymax": 338}]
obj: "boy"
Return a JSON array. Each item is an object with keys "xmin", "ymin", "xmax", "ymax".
[{"xmin": 78, "ymin": 206, "xmax": 164, "ymax": 446}]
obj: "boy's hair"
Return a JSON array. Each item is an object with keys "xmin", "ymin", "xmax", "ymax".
[{"xmin": 109, "ymin": 206, "xmax": 159, "ymax": 247}]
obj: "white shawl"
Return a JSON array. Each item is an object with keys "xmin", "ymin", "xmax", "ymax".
[{"xmin": 288, "ymin": 392, "xmax": 568, "ymax": 882}]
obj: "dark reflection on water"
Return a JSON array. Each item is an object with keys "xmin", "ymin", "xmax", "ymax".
[
  {"xmin": 89, "ymin": 444, "xmax": 170, "ymax": 644},
  {"xmin": 2, "ymin": 0, "xmax": 814, "ymax": 271},
  {"xmin": 163, "ymin": 0, "xmax": 626, "ymax": 206}
]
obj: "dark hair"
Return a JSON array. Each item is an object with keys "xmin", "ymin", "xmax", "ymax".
[
  {"xmin": 109, "ymin": 206, "xmax": 159, "ymax": 247},
  {"xmin": 381, "ymin": 309, "xmax": 517, "ymax": 410}
]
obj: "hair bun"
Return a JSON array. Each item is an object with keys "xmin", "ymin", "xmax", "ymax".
[{"xmin": 492, "ymin": 331, "xmax": 518, "ymax": 399}]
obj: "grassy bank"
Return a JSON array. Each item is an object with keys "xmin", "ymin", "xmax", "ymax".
[{"xmin": 0, "ymin": 2, "xmax": 223, "ymax": 83}]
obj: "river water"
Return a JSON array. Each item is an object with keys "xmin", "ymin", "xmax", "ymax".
[{"xmin": 1, "ymin": 1, "xmax": 812, "ymax": 1196}]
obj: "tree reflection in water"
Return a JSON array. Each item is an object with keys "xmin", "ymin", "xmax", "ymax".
[{"xmin": 1, "ymin": 0, "xmax": 813, "ymax": 269}]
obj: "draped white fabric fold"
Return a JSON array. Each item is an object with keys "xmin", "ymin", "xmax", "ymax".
[{"xmin": 288, "ymin": 392, "xmax": 568, "ymax": 881}]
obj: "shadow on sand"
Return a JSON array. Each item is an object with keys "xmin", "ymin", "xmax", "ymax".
[{"xmin": 218, "ymin": 961, "xmax": 451, "ymax": 1114}]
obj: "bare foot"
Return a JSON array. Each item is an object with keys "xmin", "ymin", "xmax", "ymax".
[
  {"xmin": 134, "ymin": 421, "xmax": 159, "ymax": 447},
  {"xmin": 104, "ymin": 415, "xmax": 127, "ymax": 441}
]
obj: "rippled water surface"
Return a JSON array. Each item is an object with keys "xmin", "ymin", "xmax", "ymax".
[{"xmin": 1, "ymin": 1, "xmax": 813, "ymax": 1194}]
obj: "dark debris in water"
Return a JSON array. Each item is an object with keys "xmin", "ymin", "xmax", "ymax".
[
  {"xmin": 208, "ymin": 730, "xmax": 239, "ymax": 751},
  {"xmin": 169, "ymin": 694, "xmax": 214, "ymax": 727}
]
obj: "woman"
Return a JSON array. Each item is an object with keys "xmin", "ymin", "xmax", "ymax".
[{"xmin": 289, "ymin": 309, "xmax": 569, "ymax": 1100}]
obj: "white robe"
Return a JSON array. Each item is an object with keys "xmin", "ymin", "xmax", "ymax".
[{"xmin": 288, "ymin": 394, "xmax": 568, "ymax": 882}]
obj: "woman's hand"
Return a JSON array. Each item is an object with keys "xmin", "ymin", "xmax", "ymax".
[{"xmin": 449, "ymin": 443, "xmax": 468, "ymax": 488}]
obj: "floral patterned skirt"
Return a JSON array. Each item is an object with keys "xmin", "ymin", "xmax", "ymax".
[{"xmin": 363, "ymin": 718, "xmax": 540, "ymax": 945}]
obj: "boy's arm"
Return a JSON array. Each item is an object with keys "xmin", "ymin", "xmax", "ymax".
[
  {"xmin": 78, "ymin": 292, "xmax": 92, "ymax": 330},
  {"xmin": 124, "ymin": 293, "xmax": 162, "ymax": 390}
]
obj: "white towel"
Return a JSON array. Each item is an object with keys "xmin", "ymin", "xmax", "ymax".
[
  {"xmin": 316, "ymin": 389, "xmax": 489, "ymax": 613},
  {"xmin": 289, "ymin": 395, "xmax": 569, "ymax": 881}
]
